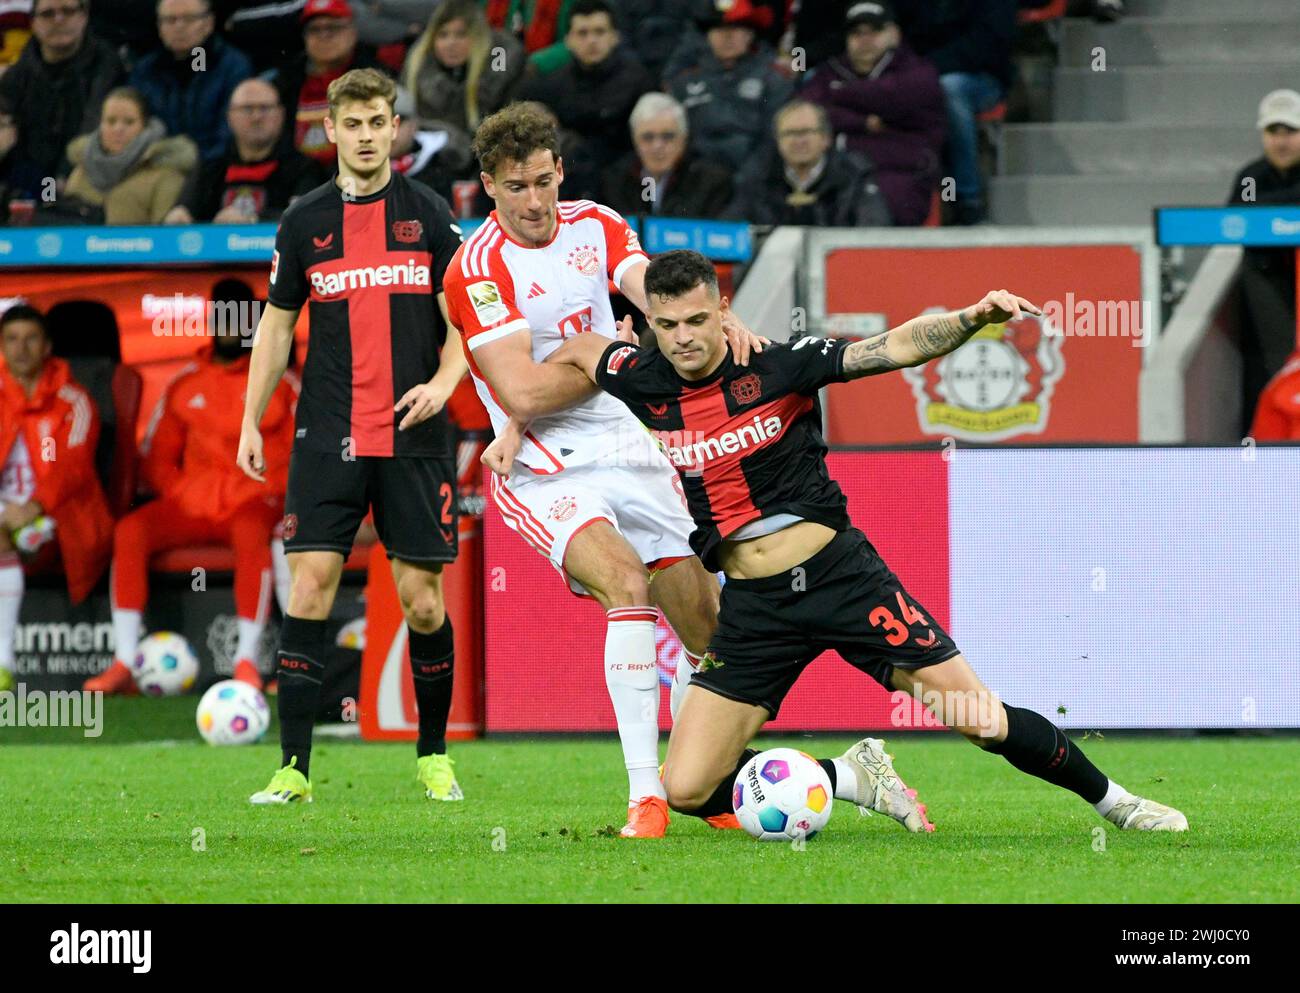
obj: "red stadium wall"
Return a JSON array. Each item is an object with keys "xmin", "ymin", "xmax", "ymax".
[{"xmin": 482, "ymin": 452, "xmax": 951, "ymax": 732}]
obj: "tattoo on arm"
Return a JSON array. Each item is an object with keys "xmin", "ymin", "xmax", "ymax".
[
  {"xmin": 841, "ymin": 332, "xmax": 900, "ymax": 377},
  {"xmin": 909, "ymin": 309, "xmax": 978, "ymax": 360}
]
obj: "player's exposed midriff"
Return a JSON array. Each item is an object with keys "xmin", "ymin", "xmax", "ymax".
[{"xmin": 717, "ymin": 520, "xmax": 838, "ymax": 580}]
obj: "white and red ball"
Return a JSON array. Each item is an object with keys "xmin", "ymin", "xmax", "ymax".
[
  {"xmin": 732, "ymin": 747, "xmax": 833, "ymax": 841},
  {"xmin": 196, "ymin": 679, "xmax": 270, "ymax": 746},
  {"xmin": 131, "ymin": 631, "xmax": 200, "ymax": 697}
]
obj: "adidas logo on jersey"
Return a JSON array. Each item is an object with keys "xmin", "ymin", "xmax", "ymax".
[
  {"xmin": 527, "ymin": 282, "xmax": 546, "ymax": 299},
  {"xmin": 662, "ymin": 414, "xmax": 783, "ymax": 468},
  {"xmin": 309, "ymin": 260, "xmax": 431, "ymax": 297},
  {"xmin": 187, "ymin": 394, "xmax": 206, "ymax": 409}
]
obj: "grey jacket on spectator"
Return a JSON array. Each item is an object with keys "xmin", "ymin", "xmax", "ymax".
[
  {"xmin": 0, "ymin": 30, "xmax": 123, "ymax": 178},
  {"xmin": 666, "ymin": 42, "xmax": 794, "ymax": 173}
]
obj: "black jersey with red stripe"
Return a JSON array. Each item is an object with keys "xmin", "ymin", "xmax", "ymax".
[
  {"xmin": 266, "ymin": 171, "xmax": 462, "ymax": 457},
  {"xmin": 596, "ymin": 335, "xmax": 855, "ymax": 572}
]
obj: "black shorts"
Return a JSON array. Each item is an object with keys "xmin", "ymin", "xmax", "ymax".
[
  {"xmin": 693, "ymin": 528, "xmax": 961, "ymax": 718},
  {"xmin": 281, "ymin": 449, "xmax": 458, "ymax": 564}
]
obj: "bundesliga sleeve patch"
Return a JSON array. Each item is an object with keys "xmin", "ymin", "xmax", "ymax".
[
  {"xmin": 606, "ymin": 345, "xmax": 638, "ymax": 374},
  {"xmin": 269, "ymin": 249, "xmax": 280, "ymax": 284},
  {"xmin": 467, "ymin": 281, "xmax": 509, "ymax": 326}
]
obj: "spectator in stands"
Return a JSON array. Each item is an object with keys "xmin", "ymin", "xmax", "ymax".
[
  {"xmin": 665, "ymin": 0, "xmax": 793, "ymax": 175},
  {"xmin": 0, "ymin": 304, "xmax": 113, "ymax": 694},
  {"xmin": 1231, "ymin": 88, "xmax": 1300, "ymax": 435},
  {"xmin": 400, "ymin": 0, "xmax": 522, "ymax": 177},
  {"xmin": 165, "ymin": 77, "xmax": 326, "ymax": 224},
  {"xmin": 614, "ymin": 1, "xmax": 698, "ymax": 84},
  {"xmin": 0, "ymin": 0, "xmax": 123, "ymax": 180},
  {"xmin": 801, "ymin": 1, "xmax": 945, "ymax": 226},
  {"xmin": 388, "ymin": 83, "xmax": 472, "ymax": 195},
  {"xmin": 86, "ymin": 279, "xmax": 297, "ymax": 696},
  {"xmin": 90, "ymin": 0, "xmax": 162, "ymax": 61},
  {"xmin": 894, "ymin": 0, "xmax": 1017, "ymax": 225},
  {"xmin": 1250, "ymin": 352, "xmax": 1300, "ymax": 441},
  {"xmin": 517, "ymin": 0, "xmax": 653, "ymax": 203},
  {"xmin": 271, "ymin": 0, "xmax": 388, "ymax": 166},
  {"xmin": 222, "ymin": 0, "xmax": 308, "ymax": 73},
  {"xmin": 62, "ymin": 86, "xmax": 197, "ymax": 224},
  {"xmin": 602, "ymin": 91, "xmax": 732, "ymax": 219},
  {"xmin": 353, "ymin": 0, "xmax": 439, "ymax": 47},
  {"xmin": 0, "ymin": 97, "xmax": 43, "ymax": 219},
  {"xmin": 128, "ymin": 0, "xmax": 253, "ymax": 164},
  {"xmin": 725, "ymin": 99, "xmax": 891, "ymax": 227}
]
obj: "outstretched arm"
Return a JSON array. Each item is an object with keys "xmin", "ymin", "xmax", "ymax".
[{"xmin": 840, "ymin": 289, "xmax": 1041, "ymax": 379}]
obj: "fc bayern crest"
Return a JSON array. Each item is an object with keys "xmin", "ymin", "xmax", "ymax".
[
  {"xmin": 392, "ymin": 219, "xmax": 423, "ymax": 243},
  {"xmin": 730, "ymin": 373, "xmax": 762, "ymax": 405},
  {"xmin": 549, "ymin": 497, "xmax": 578, "ymax": 522},
  {"xmin": 901, "ymin": 309, "xmax": 1065, "ymax": 442},
  {"xmin": 281, "ymin": 513, "xmax": 298, "ymax": 540},
  {"xmin": 566, "ymin": 244, "xmax": 600, "ymax": 277}
]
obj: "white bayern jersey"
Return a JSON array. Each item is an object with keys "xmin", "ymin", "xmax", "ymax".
[{"xmin": 443, "ymin": 200, "xmax": 660, "ymax": 473}]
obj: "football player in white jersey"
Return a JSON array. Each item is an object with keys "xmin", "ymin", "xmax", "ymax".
[{"xmin": 443, "ymin": 104, "xmax": 762, "ymax": 838}]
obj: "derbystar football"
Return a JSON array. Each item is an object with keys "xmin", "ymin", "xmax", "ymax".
[
  {"xmin": 732, "ymin": 747, "xmax": 833, "ymax": 841},
  {"xmin": 131, "ymin": 631, "xmax": 199, "ymax": 697},
  {"xmin": 196, "ymin": 680, "xmax": 270, "ymax": 746}
]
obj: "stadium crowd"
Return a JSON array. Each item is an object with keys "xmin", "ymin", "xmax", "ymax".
[{"xmin": 0, "ymin": 0, "xmax": 1042, "ymax": 228}]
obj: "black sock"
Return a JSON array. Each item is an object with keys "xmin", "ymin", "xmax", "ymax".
[
  {"xmin": 409, "ymin": 618, "xmax": 454, "ymax": 758},
  {"xmin": 818, "ymin": 758, "xmax": 838, "ymax": 792},
  {"xmin": 277, "ymin": 614, "xmax": 329, "ymax": 779},
  {"xmin": 986, "ymin": 704, "xmax": 1108, "ymax": 804},
  {"xmin": 692, "ymin": 748, "xmax": 759, "ymax": 818}
]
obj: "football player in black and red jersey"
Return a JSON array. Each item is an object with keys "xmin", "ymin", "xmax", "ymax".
[
  {"xmin": 515, "ymin": 249, "xmax": 1189, "ymax": 834},
  {"xmin": 237, "ymin": 68, "xmax": 469, "ymax": 805}
]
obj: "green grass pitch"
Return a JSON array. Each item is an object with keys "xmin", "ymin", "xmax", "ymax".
[{"xmin": 2, "ymin": 699, "xmax": 1298, "ymax": 903}]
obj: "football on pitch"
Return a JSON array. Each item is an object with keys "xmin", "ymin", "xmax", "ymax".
[
  {"xmin": 131, "ymin": 632, "xmax": 199, "ymax": 697},
  {"xmin": 733, "ymin": 747, "xmax": 833, "ymax": 841},
  {"xmin": 196, "ymin": 680, "xmax": 270, "ymax": 745}
]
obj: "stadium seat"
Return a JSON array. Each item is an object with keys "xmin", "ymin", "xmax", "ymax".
[
  {"xmin": 1017, "ymin": 0, "xmax": 1067, "ymax": 25},
  {"xmin": 923, "ymin": 189, "xmax": 942, "ymax": 227},
  {"xmin": 977, "ymin": 101, "xmax": 1008, "ymax": 177}
]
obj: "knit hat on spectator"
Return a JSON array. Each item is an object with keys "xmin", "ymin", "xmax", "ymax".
[
  {"xmin": 301, "ymin": 0, "xmax": 353, "ymax": 23},
  {"xmin": 694, "ymin": 0, "xmax": 773, "ymax": 33},
  {"xmin": 1256, "ymin": 89, "xmax": 1300, "ymax": 130},
  {"xmin": 845, "ymin": 1, "xmax": 896, "ymax": 29}
]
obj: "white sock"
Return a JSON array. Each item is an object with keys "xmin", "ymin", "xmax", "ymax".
[
  {"xmin": 0, "ymin": 559, "xmax": 21, "ymax": 670},
  {"xmin": 112, "ymin": 608, "xmax": 143, "ymax": 666},
  {"xmin": 236, "ymin": 617, "xmax": 262, "ymax": 666},
  {"xmin": 669, "ymin": 647, "xmax": 703, "ymax": 721},
  {"xmin": 605, "ymin": 607, "xmax": 665, "ymax": 801},
  {"xmin": 271, "ymin": 539, "xmax": 291, "ymax": 615},
  {"xmin": 831, "ymin": 758, "xmax": 859, "ymax": 802},
  {"xmin": 1093, "ymin": 779, "xmax": 1128, "ymax": 816}
]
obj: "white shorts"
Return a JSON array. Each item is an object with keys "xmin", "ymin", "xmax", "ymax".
[{"xmin": 490, "ymin": 459, "xmax": 696, "ymax": 596}]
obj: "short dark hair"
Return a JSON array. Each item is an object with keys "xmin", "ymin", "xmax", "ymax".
[
  {"xmin": 569, "ymin": 0, "xmax": 617, "ymax": 28},
  {"xmin": 0, "ymin": 304, "xmax": 48, "ymax": 336},
  {"xmin": 472, "ymin": 102, "xmax": 562, "ymax": 177},
  {"xmin": 644, "ymin": 250, "xmax": 718, "ymax": 303}
]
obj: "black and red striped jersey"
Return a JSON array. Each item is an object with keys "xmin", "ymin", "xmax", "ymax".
[
  {"xmin": 596, "ymin": 335, "xmax": 855, "ymax": 571},
  {"xmin": 266, "ymin": 171, "xmax": 462, "ymax": 457}
]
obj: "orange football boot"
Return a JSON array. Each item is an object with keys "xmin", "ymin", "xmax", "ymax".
[
  {"xmin": 620, "ymin": 796, "xmax": 670, "ymax": 838},
  {"xmin": 83, "ymin": 659, "xmax": 138, "ymax": 696},
  {"xmin": 232, "ymin": 659, "xmax": 263, "ymax": 690},
  {"xmin": 704, "ymin": 813, "xmax": 742, "ymax": 830}
]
